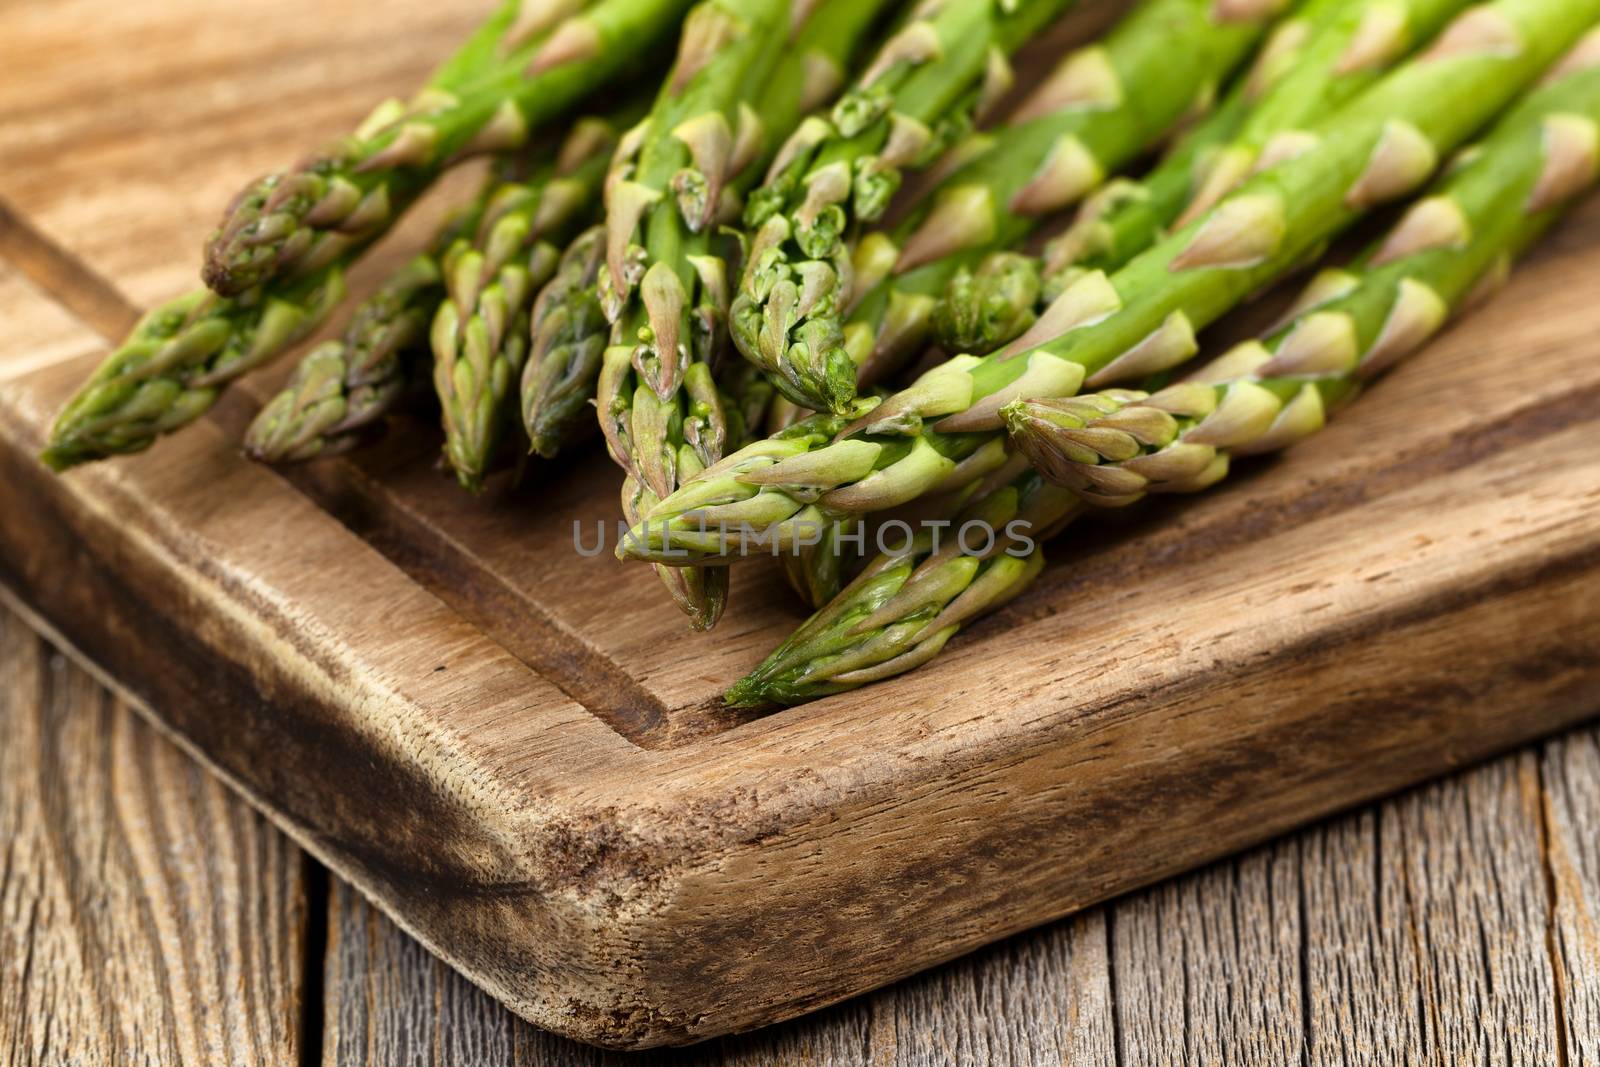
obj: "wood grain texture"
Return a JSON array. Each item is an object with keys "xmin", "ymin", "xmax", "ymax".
[
  {"xmin": 1101, "ymin": 753, "xmax": 1571, "ymax": 1066},
  {"xmin": 0, "ymin": 0, "xmax": 485, "ymax": 311},
  {"xmin": 318, "ymin": 735, "xmax": 1600, "ymax": 1066},
  {"xmin": 1110, "ymin": 842, "xmax": 1305, "ymax": 1065},
  {"xmin": 5, "ymin": 0, "xmax": 1600, "ymax": 1048},
  {"xmin": 0, "ymin": 608, "xmax": 309, "ymax": 1066},
  {"xmin": 0, "ymin": 262, "xmax": 109, "ymax": 387},
  {"xmin": 1538, "ymin": 730, "xmax": 1600, "ymax": 1065},
  {"xmin": 5, "ymin": 596, "xmax": 1600, "ymax": 1064},
  {"xmin": 323, "ymin": 879, "xmax": 521, "ymax": 1066},
  {"xmin": 324, "ymin": 876, "xmax": 1116, "ymax": 1067}
]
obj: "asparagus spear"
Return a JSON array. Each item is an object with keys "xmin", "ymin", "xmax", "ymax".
[
  {"xmin": 200, "ymin": 0, "xmax": 688, "ymax": 297},
  {"xmin": 729, "ymin": 0, "xmax": 1077, "ymax": 413},
  {"xmin": 42, "ymin": 2, "xmax": 677, "ymax": 471},
  {"xmin": 520, "ymin": 226, "xmax": 609, "ymax": 457},
  {"xmin": 431, "ymin": 119, "xmax": 620, "ymax": 490},
  {"xmin": 1010, "ymin": 41, "xmax": 1600, "ymax": 503},
  {"xmin": 596, "ymin": 0, "xmax": 895, "ymax": 628},
  {"xmin": 730, "ymin": 28, "xmax": 1600, "ymax": 704},
  {"xmin": 717, "ymin": 359, "xmax": 780, "ymax": 451},
  {"xmin": 242, "ymin": 120, "xmax": 622, "ymax": 466},
  {"xmin": 43, "ymin": 267, "xmax": 349, "ymax": 471},
  {"xmin": 727, "ymin": 466, "xmax": 1070, "ymax": 705},
  {"xmin": 242, "ymin": 252, "xmax": 447, "ymax": 464},
  {"xmin": 934, "ymin": 0, "xmax": 1479, "ymax": 355},
  {"xmin": 755, "ymin": 0, "xmax": 1285, "ymax": 605},
  {"xmin": 928, "ymin": 250, "xmax": 1045, "ymax": 360},
  {"xmin": 521, "ymin": 0, "xmax": 890, "ymax": 464},
  {"xmin": 619, "ymin": 0, "xmax": 1600, "ymax": 569},
  {"xmin": 525, "ymin": 216, "xmax": 774, "ymax": 459}
]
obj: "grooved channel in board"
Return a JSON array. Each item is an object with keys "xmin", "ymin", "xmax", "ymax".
[
  {"xmin": 0, "ymin": 226, "xmax": 731, "ymax": 749},
  {"xmin": 0, "ymin": 195, "xmax": 140, "ymax": 341}
]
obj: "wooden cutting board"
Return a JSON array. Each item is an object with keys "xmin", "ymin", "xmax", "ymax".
[{"xmin": 4, "ymin": 0, "xmax": 1600, "ymax": 1050}]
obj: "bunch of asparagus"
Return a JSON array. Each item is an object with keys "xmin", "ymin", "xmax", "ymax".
[
  {"xmin": 45, "ymin": 0, "xmax": 693, "ymax": 469},
  {"xmin": 42, "ymin": 0, "xmax": 1600, "ymax": 707}
]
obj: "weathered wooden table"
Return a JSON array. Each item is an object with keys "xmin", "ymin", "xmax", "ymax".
[{"xmin": 5, "ymin": 601, "xmax": 1599, "ymax": 1064}]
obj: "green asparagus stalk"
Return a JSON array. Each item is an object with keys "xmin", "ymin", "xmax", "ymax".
[
  {"xmin": 520, "ymin": 226, "xmax": 609, "ymax": 457},
  {"xmin": 42, "ymin": 1, "xmax": 680, "ymax": 471},
  {"xmin": 241, "ymin": 149, "xmax": 556, "ymax": 463},
  {"xmin": 717, "ymin": 359, "xmax": 779, "ymax": 451},
  {"xmin": 595, "ymin": 0, "xmax": 895, "ymax": 628},
  {"xmin": 726, "ymin": 463, "xmax": 1075, "ymax": 705},
  {"xmin": 245, "ymin": 112, "xmax": 620, "ymax": 468},
  {"xmin": 42, "ymin": 267, "xmax": 350, "ymax": 471},
  {"xmin": 430, "ymin": 119, "xmax": 620, "ymax": 490},
  {"xmin": 1010, "ymin": 40, "xmax": 1600, "ymax": 503},
  {"xmin": 520, "ymin": 212, "xmax": 788, "ymax": 458},
  {"xmin": 843, "ymin": 0, "xmax": 1289, "ymax": 392},
  {"xmin": 242, "ymin": 253, "xmax": 447, "ymax": 464},
  {"xmin": 729, "ymin": 0, "xmax": 1078, "ymax": 413},
  {"xmin": 200, "ymin": 0, "xmax": 689, "ymax": 297},
  {"xmin": 933, "ymin": 0, "xmax": 1479, "ymax": 355},
  {"xmin": 619, "ymin": 0, "xmax": 1600, "ymax": 569},
  {"xmin": 435, "ymin": 231, "xmax": 559, "ymax": 488},
  {"xmin": 729, "ymin": 28, "xmax": 1600, "ymax": 704},
  {"xmin": 928, "ymin": 249, "xmax": 1046, "ymax": 359},
  {"xmin": 520, "ymin": 0, "xmax": 887, "ymax": 463}
]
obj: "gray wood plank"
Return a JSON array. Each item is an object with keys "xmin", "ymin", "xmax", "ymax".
[
  {"xmin": 1539, "ymin": 727, "xmax": 1600, "ymax": 1066},
  {"xmin": 1386, "ymin": 754, "xmax": 1559, "ymax": 1065},
  {"xmin": 1105, "ymin": 750, "xmax": 1566, "ymax": 1067},
  {"xmin": 838, "ymin": 911, "xmax": 1114, "ymax": 1067},
  {"xmin": 1109, "ymin": 841, "xmax": 1306, "ymax": 1065},
  {"xmin": 322, "ymin": 879, "xmax": 519, "ymax": 1066},
  {"xmin": 1300, "ymin": 753, "xmax": 1561, "ymax": 1065},
  {"xmin": 1299, "ymin": 808, "xmax": 1425, "ymax": 1066},
  {"xmin": 0, "ymin": 608, "xmax": 308, "ymax": 1066}
]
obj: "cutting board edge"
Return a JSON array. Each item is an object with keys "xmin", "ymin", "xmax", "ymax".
[
  {"xmin": 9, "ymin": 377, "xmax": 1600, "ymax": 1047},
  {"xmin": 0, "ymin": 403, "xmax": 724, "ymax": 1046}
]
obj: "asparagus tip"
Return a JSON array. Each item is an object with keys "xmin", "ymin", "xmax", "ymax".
[
  {"xmin": 38, "ymin": 444, "xmax": 80, "ymax": 473},
  {"xmin": 723, "ymin": 677, "xmax": 770, "ymax": 708}
]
